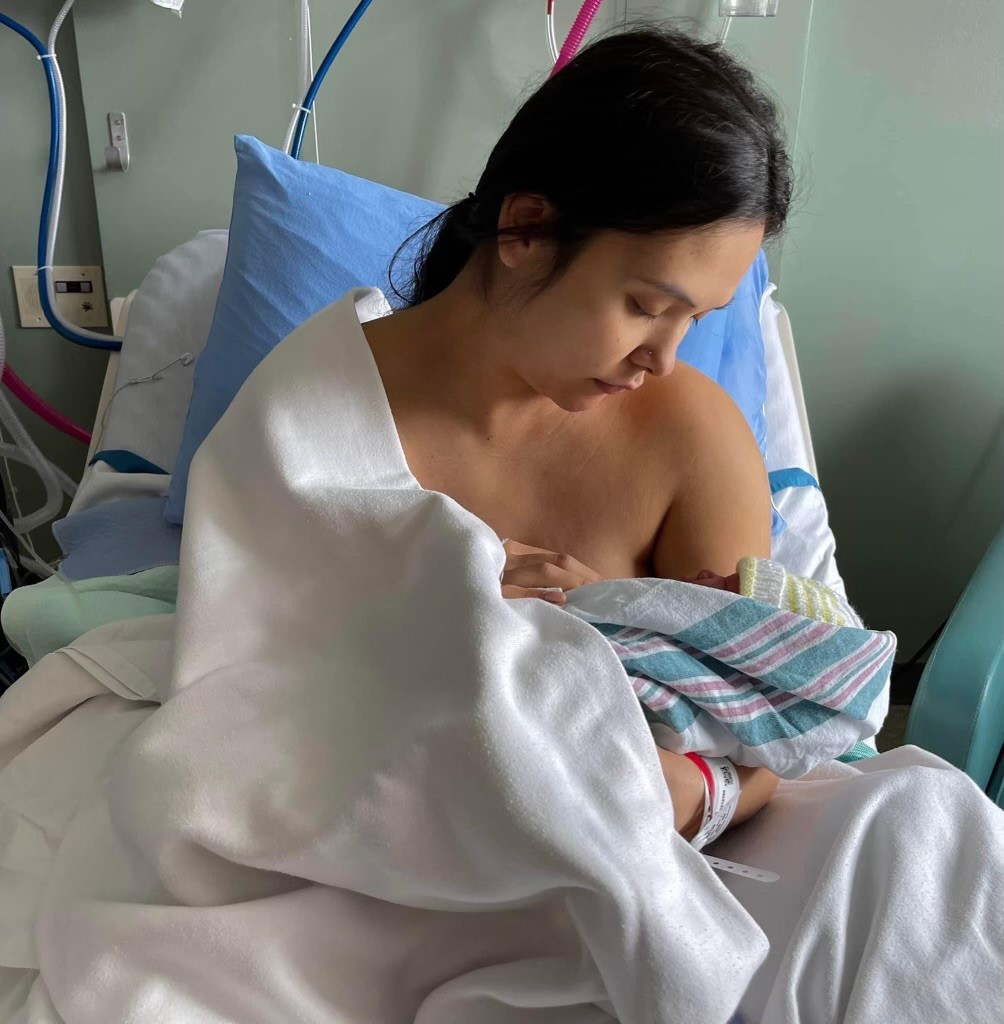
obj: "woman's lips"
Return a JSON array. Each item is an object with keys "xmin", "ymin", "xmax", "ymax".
[{"xmin": 594, "ymin": 378, "xmax": 642, "ymax": 395}]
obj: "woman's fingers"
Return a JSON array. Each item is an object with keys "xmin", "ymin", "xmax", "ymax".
[
  {"xmin": 502, "ymin": 561, "xmax": 580, "ymax": 592},
  {"xmin": 502, "ymin": 551, "xmax": 601, "ymax": 591},
  {"xmin": 501, "ymin": 583, "xmax": 566, "ymax": 605},
  {"xmin": 498, "ymin": 540, "xmax": 601, "ymax": 603}
]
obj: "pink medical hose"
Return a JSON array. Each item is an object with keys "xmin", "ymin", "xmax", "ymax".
[
  {"xmin": 2, "ymin": 366, "xmax": 91, "ymax": 445},
  {"xmin": 551, "ymin": 0, "xmax": 606, "ymax": 75}
]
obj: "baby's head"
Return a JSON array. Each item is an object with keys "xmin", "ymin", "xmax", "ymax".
[{"xmin": 687, "ymin": 569, "xmax": 741, "ymax": 593}]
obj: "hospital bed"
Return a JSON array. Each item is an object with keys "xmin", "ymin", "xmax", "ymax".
[
  {"xmin": 84, "ymin": 294, "xmax": 135, "ymax": 467},
  {"xmin": 16, "ymin": 231, "xmax": 1004, "ymax": 799}
]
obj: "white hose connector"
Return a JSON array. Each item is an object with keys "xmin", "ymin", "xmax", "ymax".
[
  {"xmin": 0, "ymin": 312, "xmax": 67, "ymax": 534},
  {"xmin": 546, "ymin": 2, "xmax": 560, "ymax": 64},
  {"xmin": 285, "ymin": 0, "xmax": 319, "ymax": 158},
  {"xmin": 0, "ymin": 397, "xmax": 64, "ymax": 534}
]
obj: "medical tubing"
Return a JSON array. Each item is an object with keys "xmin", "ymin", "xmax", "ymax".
[
  {"xmin": 289, "ymin": 0, "xmax": 375, "ymax": 159},
  {"xmin": 282, "ymin": 3, "xmax": 310, "ymax": 155},
  {"xmin": 545, "ymin": 1, "xmax": 559, "ymax": 64},
  {"xmin": 1, "ymin": 368, "xmax": 91, "ymax": 446},
  {"xmin": 298, "ymin": 0, "xmax": 316, "ymax": 160},
  {"xmin": 17, "ymin": 554, "xmax": 57, "ymax": 579},
  {"xmin": 47, "ymin": 0, "xmax": 74, "ymax": 52},
  {"xmin": 304, "ymin": 2, "xmax": 320, "ymax": 162},
  {"xmin": 0, "ymin": 315, "xmax": 70, "ymax": 531},
  {"xmin": 0, "ymin": 15, "xmax": 95, "ymax": 440},
  {"xmin": 299, "ymin": 0, "xmax": 312, "ymax": 98},
  {"xmin": 44, "ymin": 2, "xmax": 122, "ymax": 348},
  {"xmin": 284, "ymin": 0, "xmax": 320, "ymax": 160},
  {"xmin": 0, "ymin": 442, "xmax": 67, "ymax": 502},
  {"xmin": 47, "ymin": 459, "xmax": 78, "ymax": 499},
  {"xmin": 551, "ymin": 0, "xmax": 605, "ymax": 76},
  {"xmin": 0, "ymin": 393, "xmax": 64, "ymax": 535},
  {"xmin": 0, "ymin": 10, "xmax": 121, "ymax": 351}
]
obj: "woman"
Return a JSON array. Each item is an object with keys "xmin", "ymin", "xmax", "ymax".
[
  {"xmin": 354, "ymin": 32, "xmax": 1000, "ymax": 1020},
  {"xmin": 366, "ymin": 27, "xmax": 789, "ymax": 843}
]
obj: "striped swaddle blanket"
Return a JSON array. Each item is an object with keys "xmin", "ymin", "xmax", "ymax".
[{"xmin": 564, "ymin": 563, "xmax": 895, "ymax": 779}]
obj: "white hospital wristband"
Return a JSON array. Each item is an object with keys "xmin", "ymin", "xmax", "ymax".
[{"xmin": 685, "ymin": 753, "xmax": 741, "ymax": 851}]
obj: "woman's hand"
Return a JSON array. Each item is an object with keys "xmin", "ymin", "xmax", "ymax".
[{"xmin": 499, "ymin": 539, "xmax": 602, "ymax": 607}]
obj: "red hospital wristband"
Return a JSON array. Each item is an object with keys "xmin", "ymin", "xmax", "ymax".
[{"xmin": 685, "ymin": 752, "xmax": 741, "ymax": 851}]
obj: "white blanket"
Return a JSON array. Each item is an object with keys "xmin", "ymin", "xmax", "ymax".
[{"xmin": 2, "ymin": 290, "xmax": 1003, "ymax": 1022}]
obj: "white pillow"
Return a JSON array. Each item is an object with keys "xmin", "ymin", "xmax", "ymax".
[
  {"xmin": 98, "ymin": 229, "xmax": 228, "ymax": 474},
  {"xmin": 761, "ymin": 294, "xmax": 847, "ymax": 597}
]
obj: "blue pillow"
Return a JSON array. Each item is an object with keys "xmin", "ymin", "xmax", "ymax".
[
  {"xmin": 166, "ymin": 135, "xmax": 769, "ymax": 523},
  {"xmin": 165, "ymin": 136, "xmax": 442, "ymax": 523},
  {"xmin": 679, "ymin": 249, "xmax": 769, "ymax": 456}
]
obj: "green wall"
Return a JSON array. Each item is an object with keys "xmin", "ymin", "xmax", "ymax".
[
  {"xmin": 775, "ymin": 0, "xmax": 1004, "ymax": 654},
  {"xmin": 72, "ymin": 0, "xmax": 626, "ymax": 297},
  {"xmin": 71, "ymin": 0, "xmax": 813, "ymax": 299}
]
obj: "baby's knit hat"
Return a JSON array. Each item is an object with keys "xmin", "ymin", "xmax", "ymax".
[{"xmin": 737, "ymin": 557, "xmax": 860, "ymax": 627}]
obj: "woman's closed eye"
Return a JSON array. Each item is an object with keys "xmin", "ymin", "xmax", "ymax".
[
  {"xmin": 628, "ymin": 296, "xmax": 661, "ymax": 320},
  {"xmin": 629, "ymin": 296, "xmax": 713, "ymax": 327}
]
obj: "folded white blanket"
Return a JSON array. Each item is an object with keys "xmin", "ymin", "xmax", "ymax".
[{"xmin": 2, "ymin": 290, "xmax": 1002, "ymax": 1023}]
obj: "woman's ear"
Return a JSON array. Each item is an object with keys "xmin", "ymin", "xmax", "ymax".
[{"xmin": 496, "ymin": 194, "xmax": 554, "ymax": 269}]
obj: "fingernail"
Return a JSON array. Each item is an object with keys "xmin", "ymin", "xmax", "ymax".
[{"xmin": 543, "ymin": 591, "xmax": 565, "ymax": 604}]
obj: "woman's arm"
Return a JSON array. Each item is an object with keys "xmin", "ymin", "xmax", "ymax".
[
  {"xmin": 667, "ymin": 752, "xmax": 781, "ymax": 842},
  {"xmin": 652, "ymin": 369, "xmax": 772, "ymax": 579},
  {"xmin": 499, "ymin": 373, "xmax": 782, "ymax": 839},
  {"xmin": 651, "ymin": 373, "xmax": 781, "ymax": 836}
]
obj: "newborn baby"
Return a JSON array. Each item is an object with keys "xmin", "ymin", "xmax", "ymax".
[
  {"xmin": 500, "ymin": 541, "xmax": 886, "ymax": 842},
  {"xmin": 687, "ymin": 557, "xmax": 860, "ymax": 627},
  {"xmin": 499, "ymin": 538, "xmax": 859, "ymax": 627}
]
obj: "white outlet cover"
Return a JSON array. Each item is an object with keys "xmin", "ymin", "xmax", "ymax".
[{"xmin": 12, "ymin": 266, "xmax": 109, "ymax": 330}]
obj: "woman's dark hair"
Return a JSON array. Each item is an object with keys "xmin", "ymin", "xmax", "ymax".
[{"xmin": 396, "ymin": 25, "xmax": 792, "ymax": 306}]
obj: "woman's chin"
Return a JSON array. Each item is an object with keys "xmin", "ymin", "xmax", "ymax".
[{"xmin": 546, "ymin": 385, "xmax": 613, "ymax": 413}]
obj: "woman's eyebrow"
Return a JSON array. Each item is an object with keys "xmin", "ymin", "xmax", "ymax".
[
  {"xmin": 636, "ymin": 278, "xmax": 731, "ymax": 311},
  {"xmin": 637, "ymin": 278, "xmax": 697, "ymax": 306}
]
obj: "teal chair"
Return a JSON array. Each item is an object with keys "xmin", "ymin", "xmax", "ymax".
[{"xmin": 906, "ymin": 524, "xmax": 1004, "ymax": 806}]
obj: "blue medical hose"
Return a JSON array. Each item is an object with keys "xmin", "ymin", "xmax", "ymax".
[
  {"xmin": 290, "ymin": 0, "xmax": 375, "ymax": 160},
  {"xmin": 4, "ymin": 0, "xmax": 376, "ymax": 344},
  {"xmin": 0, "ymin": 12, "xmax": 120, "ymax": 350}
]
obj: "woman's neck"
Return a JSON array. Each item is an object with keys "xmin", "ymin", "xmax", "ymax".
[{"xmin": 364, "ymin": 275, "xmax": 564, "ymax": 441}]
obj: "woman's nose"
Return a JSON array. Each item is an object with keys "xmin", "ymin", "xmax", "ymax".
[
  {"xmin": 634, "ymin": 335, "xmax": 682, "ymax": 377},
  {"xmin": 646, "ymin": 345, "xmax": 677, "ymax": 378}
]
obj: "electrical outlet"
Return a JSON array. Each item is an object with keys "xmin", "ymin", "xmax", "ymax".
[{"xmin": 11, "ymin": 265, "xmax": 109, "ymax": 330}]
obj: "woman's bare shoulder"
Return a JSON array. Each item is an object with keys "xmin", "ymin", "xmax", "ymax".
[
  {"xmin": 634, "ymin": 362, "xmax": 759, "ymax": 467},
  {"xmin": 632, "ymin": 363, "xmax": 772, "ymax": 577}
]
